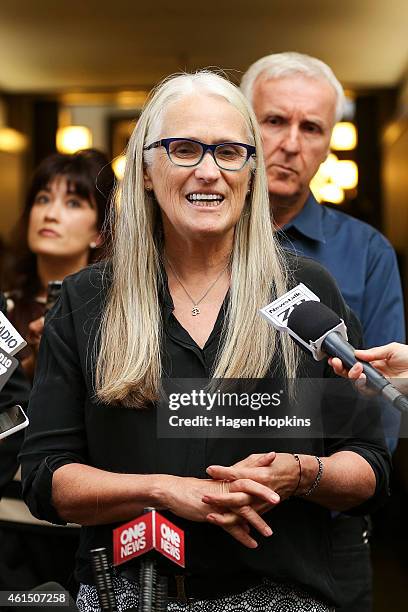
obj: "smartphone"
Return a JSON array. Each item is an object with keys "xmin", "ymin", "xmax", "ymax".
[{"xmin": 0, "ymin": 405, "xmax": 29, "ymax": 440}]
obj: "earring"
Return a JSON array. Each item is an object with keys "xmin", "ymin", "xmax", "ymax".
[{"xmin": 89, "ymin": 241, "xmax": 97, "ymax": 249}]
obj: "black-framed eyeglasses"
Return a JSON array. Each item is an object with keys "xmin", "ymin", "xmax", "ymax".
[{"xmin": 143, "ymin": 137, "xmax": 256, "ymax": 171}]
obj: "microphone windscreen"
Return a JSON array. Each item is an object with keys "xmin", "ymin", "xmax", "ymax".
[{"xmin": 287, "ymin": 301, "xmax": 341, "ymax": 342}]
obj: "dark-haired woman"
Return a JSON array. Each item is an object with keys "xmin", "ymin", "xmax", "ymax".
[
  {"xmin": 3, "ymin": 148, "xmax": 114, "ymax": 380},
  {"xmin": 0, "ymin": 149, "xmax": 114, "ymax": 594}
]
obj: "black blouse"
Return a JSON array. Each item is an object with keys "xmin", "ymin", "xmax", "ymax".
[{"xmin": 20, "ymin": 256, "xmax": 391, "ymax": 605}]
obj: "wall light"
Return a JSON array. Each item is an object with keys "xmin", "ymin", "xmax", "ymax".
[
  {"xmin": 318, "ymin": 153, "xmax": 339, "ymax": 179},
  {"xmin": 0, "ymin": 127, "xmax": 28, "ymax": 153},
  {"xmin": 331, "ymin": 160, "xmax": 358, "ymax": 190},
  {"xmin": 330, "ymin": 122, "xmax": 357, "ymax": 151},
  {"xmin": 56, "ymin": 125, "xmax": 92, "ymax": 154},
  {"xmin": 112, "ymin": 155, "xmax": 126, "ymax": 180},
  {"xmin": 319, "ymin": 183, "xmax": 344, "ymax": 204}
]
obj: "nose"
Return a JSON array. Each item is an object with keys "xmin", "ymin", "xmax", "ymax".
[
  {"xmin": 281, "ymin": 125, "xmax": 301, "ymax": 155},
  {"xmin": 43, "ymin": 199, "xmax": 62, "ymax": 221},
  {"xmin": 194, "ymin": 151, "xmax": 221, "ymax": 182}
]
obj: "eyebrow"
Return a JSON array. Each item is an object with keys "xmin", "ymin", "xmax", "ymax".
[
  {"xmin": 168, "ymin": 136, "xmax": 248, "ymax": 144},
  {"xmin": 262, "ymin": 110, "xmax": 327, "ymax": 129}
]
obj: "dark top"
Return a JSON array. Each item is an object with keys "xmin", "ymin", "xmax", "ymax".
[
  {"xmin": 20, "ymin": 257, "xmax": 391, "ymax": 606},
  {"xmin": 278, "ymin": 193, "xmax": 405, "ymax": 447}
]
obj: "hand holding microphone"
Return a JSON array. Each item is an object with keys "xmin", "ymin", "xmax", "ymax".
[{"xmin": 329, "ymin": 343, "xmax": 408, "ymax": 395}]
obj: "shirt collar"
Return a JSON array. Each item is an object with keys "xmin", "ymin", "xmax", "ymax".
[{"xmin": 283, "ymin": 192, "xmax": 326, "ymax": 244}]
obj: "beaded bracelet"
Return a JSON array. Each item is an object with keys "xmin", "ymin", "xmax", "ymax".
[{"xmin": 300, "ymin": 456, "xmax": 324, "ymax": 497}]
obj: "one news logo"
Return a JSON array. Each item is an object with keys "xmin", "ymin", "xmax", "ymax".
[
  {"xmin": 113, "ymin": 510, "xmax": 185, "ymax": 568},
  {"xmin": 157, "ymin": 516, "xmax": 182, "ymax": 563}
]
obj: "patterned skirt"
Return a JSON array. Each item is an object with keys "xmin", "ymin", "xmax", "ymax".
[{"xmin": 77, "ymin": 573, "xmax": 334, "ymax": 612}]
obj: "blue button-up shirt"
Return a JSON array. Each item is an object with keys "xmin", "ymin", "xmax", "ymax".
[{"xmin": 278, "ymin": 193, "xmax": 405, "ymax": 445}]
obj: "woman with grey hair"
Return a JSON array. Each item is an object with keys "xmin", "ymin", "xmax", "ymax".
[{"xmin": 20, "ymin": 71, "xmax": 390, "ymax": 612}]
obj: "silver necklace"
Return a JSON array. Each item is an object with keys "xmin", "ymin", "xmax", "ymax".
[{"xmin": 166, "ymin": 257, "xmax": 230, "ymax": 316}]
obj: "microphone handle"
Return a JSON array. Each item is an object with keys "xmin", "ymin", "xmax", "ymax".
[
  {"xmin": 323, "ymin": 332, "xmax": 388, "ymax": 393},
  {"xmin": 138, "ymin": 559, "xmax": 156, "ymax": 612},
  {"xmin": 323, "ymin": 333, "xmax": 408, "ymax": 413},
  {"xmin": 90, "ymin": 548, "xmax": 118, "ymax": 612}
]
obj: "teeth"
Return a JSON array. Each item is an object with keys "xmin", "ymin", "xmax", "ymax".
[{"xmin": 187, "ymin": 193, "xmax": 224, "ymax": 205}]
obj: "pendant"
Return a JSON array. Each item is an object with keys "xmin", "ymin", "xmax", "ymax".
[{"xmin": 192, "ymin": 306, "xmax": 200, "ymax": 316}]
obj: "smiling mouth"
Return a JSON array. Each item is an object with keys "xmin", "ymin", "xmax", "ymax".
[{"xmin": 186, "ymin": 193, "xmax": 225, "ymax": 207}]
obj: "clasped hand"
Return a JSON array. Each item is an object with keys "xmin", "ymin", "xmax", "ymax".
[{"xmin": 203, "ymin": 451, "xmax": 299, "ymax": 548}]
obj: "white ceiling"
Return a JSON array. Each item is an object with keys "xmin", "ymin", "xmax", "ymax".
[{"xmin": 0, "ymin": 0, "xmax": 407, "ymax": 93}]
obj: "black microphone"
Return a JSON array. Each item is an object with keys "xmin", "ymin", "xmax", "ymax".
[
  {"xmin": 287, "ymin": 300, "xmax": 408, "ymax": 414},
  {"xmin": 29, "ymin": 582, "xmax": 78, "ymax": 612},
  {"xmin": 90, "ymin": 547, "xmax": 118, "ymax": 612}
]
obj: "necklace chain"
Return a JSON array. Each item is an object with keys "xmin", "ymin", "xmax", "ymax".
[{"xmin": 165, "ymin": 256, "xmax": 230, "ymax": 316}]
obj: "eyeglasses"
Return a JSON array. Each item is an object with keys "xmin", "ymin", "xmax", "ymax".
[{"xmin": 143, "ymin": 138, "xmax": 256, "ymax": 171}]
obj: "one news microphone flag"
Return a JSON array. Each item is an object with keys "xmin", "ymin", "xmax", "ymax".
[
  {"xmin": 261, "ymin": 286, "xmax": 408, "ymax": 414},
  {"xmin": 113, "ymin": 508, "xmax": 185, "ymax": 612}
]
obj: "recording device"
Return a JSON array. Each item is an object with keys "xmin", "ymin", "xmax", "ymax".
[
  {"xmin": 0, "ymin": 404, "xmax": 29, "ymax": 440},
  {"xmin": 45, "ymin": 280, "xmax": 63, "ymax": 313},
  {"xmin": 112, "ymin": 508, "xmax": 185, "ymax": 612},
  {"xmin": 261, "ymin": 285, "xmax": 408, "ymax": 413}
]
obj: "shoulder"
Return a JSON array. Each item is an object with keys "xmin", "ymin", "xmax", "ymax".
[
  {"xmin": 44, "ymin": 261, "xmax": 112, "ymax": 340},
  {"xmin": 284, "ymin": 250, "xmax": 340, "ymax": 302},
  {"xmin": 322, "ymin": 207, "xmax": 393, "ymax": 248},
  {"xmin": 283, "ymin": 250, "xmax": 362, "ymax": 342},
  {"xmin": 60, "ymin": 260, "xmax": 112, "ymax": 308}
]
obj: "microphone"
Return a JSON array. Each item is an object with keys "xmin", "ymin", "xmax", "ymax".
[
  {"xmin": 0, "ymin": 313, "xmax": 27, "ymax": 395},
  {"xmin": 29, "ymin": 582, "xmax": 78, "ymax": 611},
  {"xmin": 0, "ymin": 350, "xmax": 19, "ymax": 393},
  {"xmin": 112, "ymin": 508, "xmax": 185, "ymax": 612},
  {"xmin": 260, "ymin": 285, "xmax": 408, "ymax": 413},
  {"xmin": 0, "ymin": 311, "xmax": 27, "ymax": 356},
  {"xmin": 90, "ymin": 547, "xmax": 118, "ymax": 612},
  {"xmin": 287, "ymin": 300, "xmax": 408, "ymax": 414}
]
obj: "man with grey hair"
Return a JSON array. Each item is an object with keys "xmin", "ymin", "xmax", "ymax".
[{"xmin": 241, "ymin": 52, "xmax": 405, "ymax": 612}]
